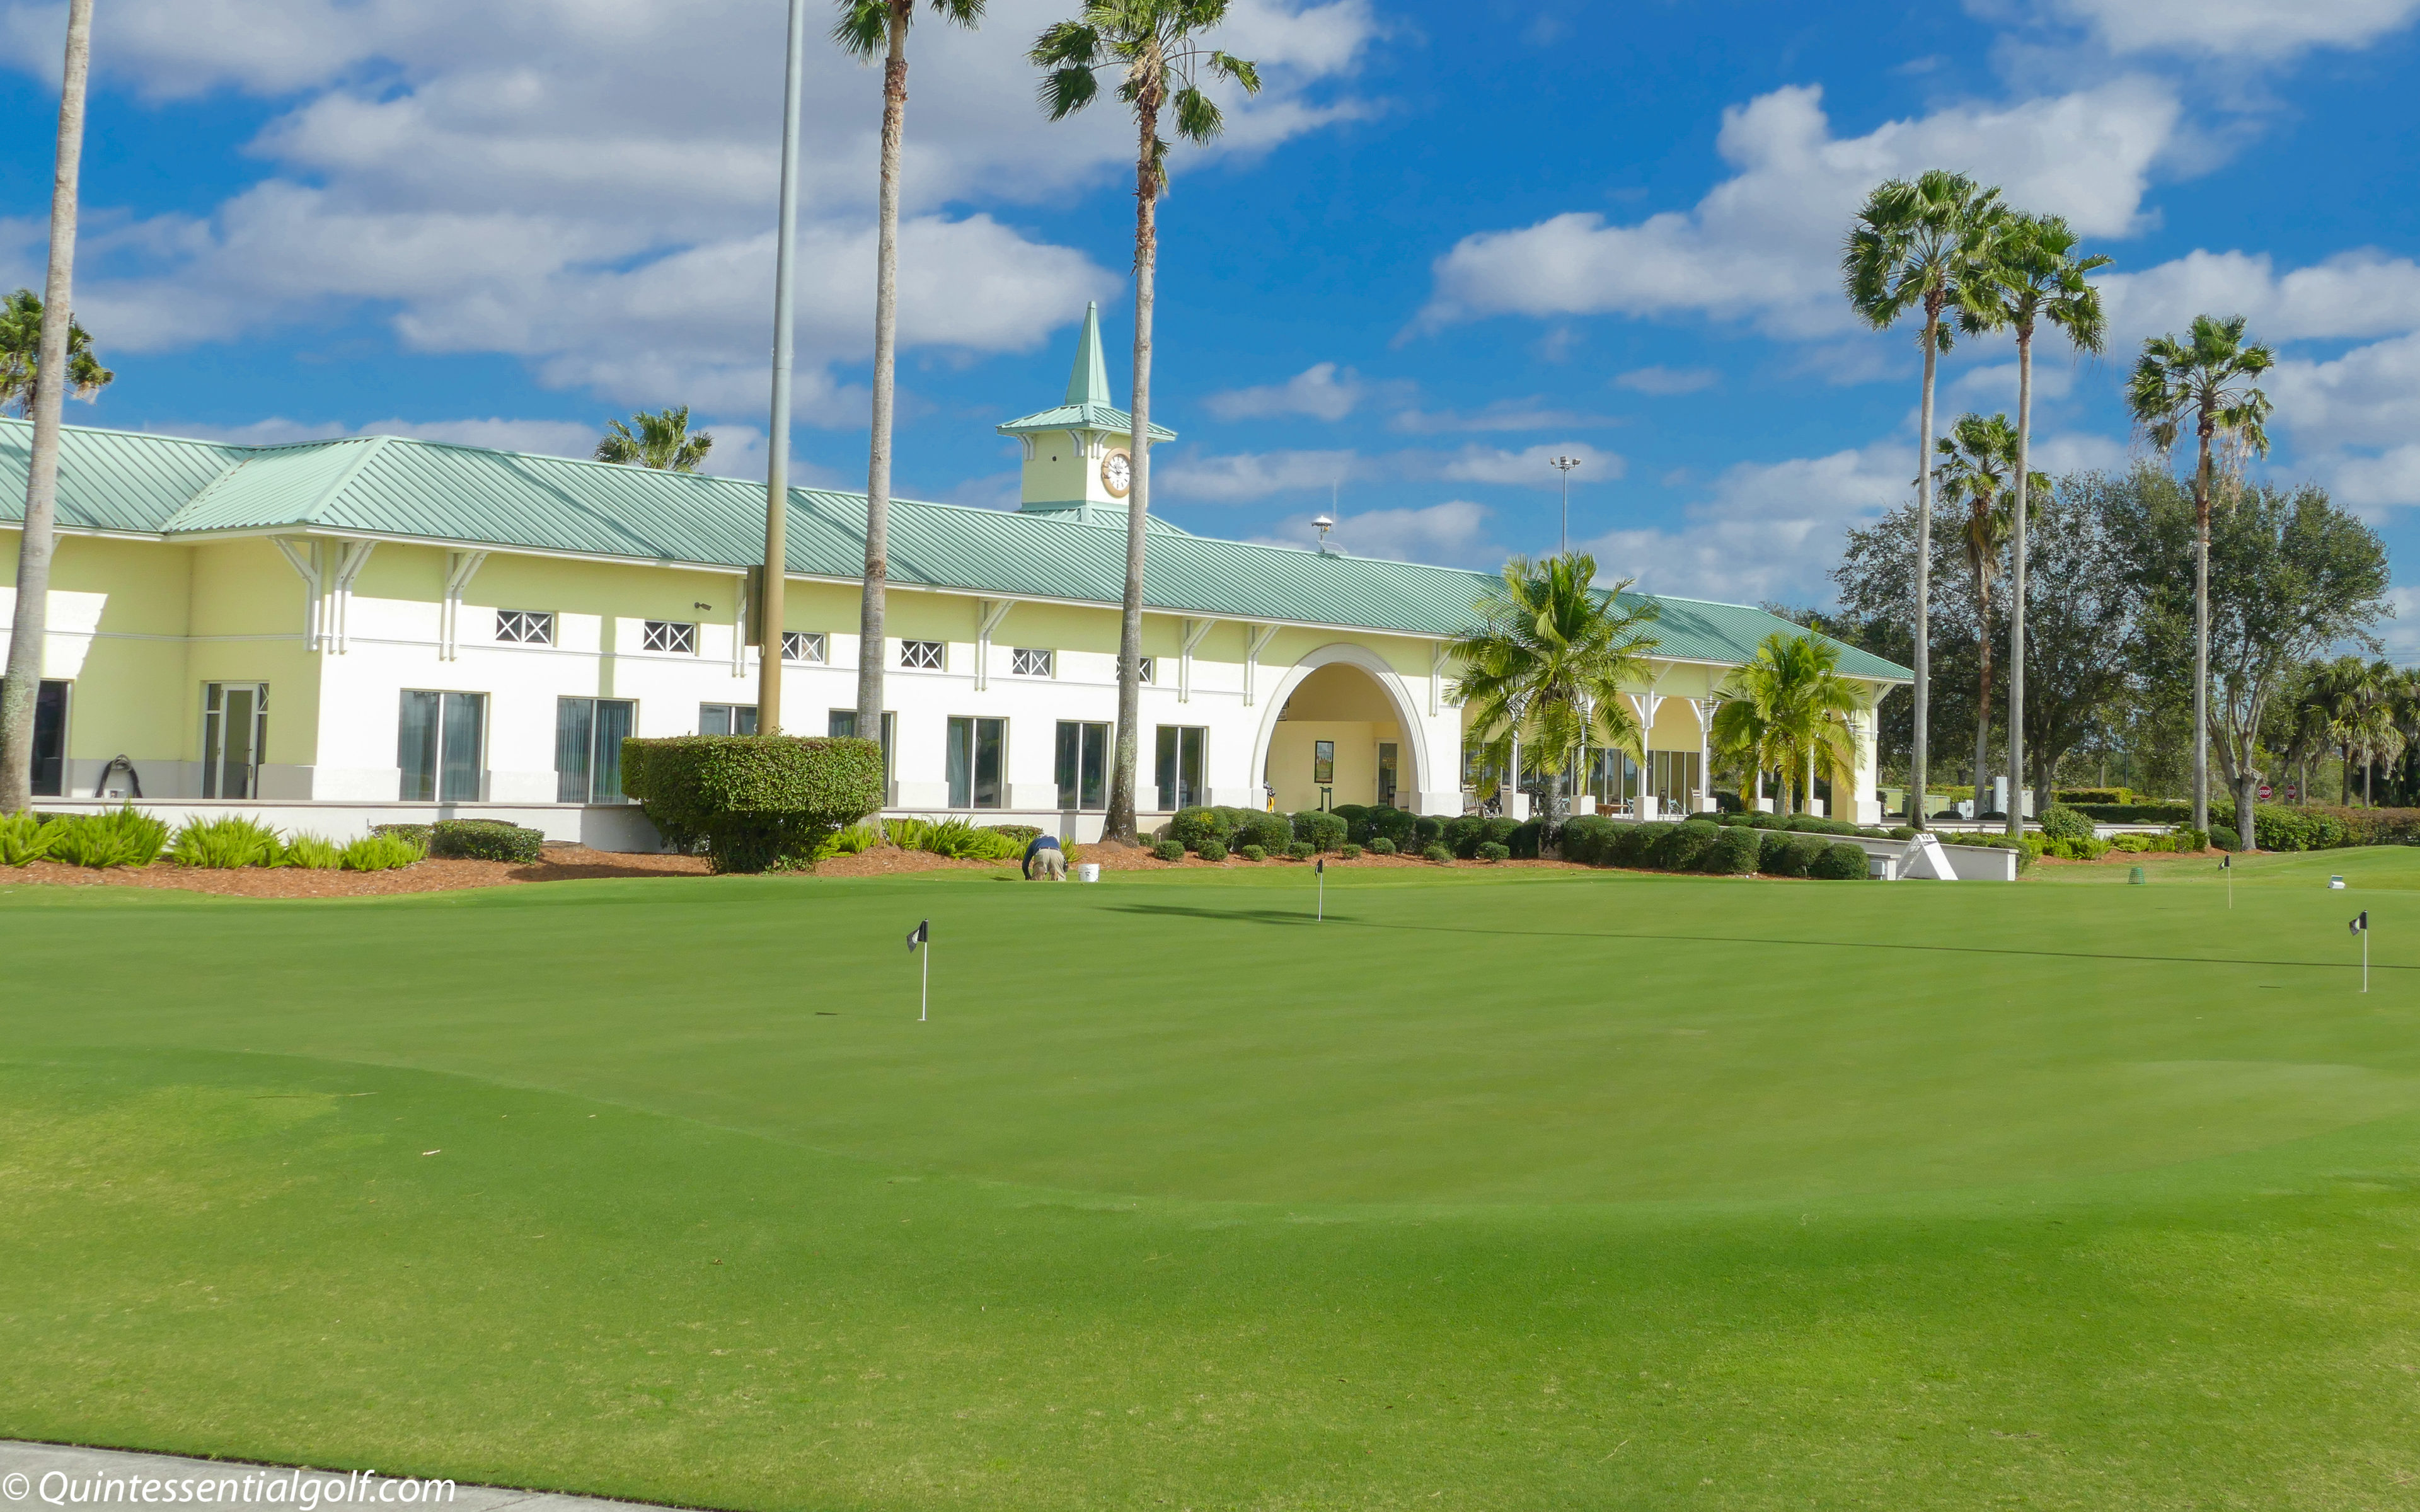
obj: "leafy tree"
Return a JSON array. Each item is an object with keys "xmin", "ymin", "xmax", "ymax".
[
  {"xmin": 0, "ymin": 287, "xmax": 111, "ymax": 418},
  {"xmin": 1933, "ymin": 411, "xmax": 2044, "ymax": 812},
  {"xmin": 835, "ymin": 0, "xmax": 986, "ymax": 753},
  {"xmin": 1449, "ymin": 554, "xmax": 1659, "ymax": 823},
  {"xmin": 2007, "ymin": 473, "xmax": 2138, "ymax": 814},
  {"xmin": 2112, "ymin": 471, "xmax": 2388, "ymax": 849},
  {"xmin": 594, "ymin": 406, "xmax": 713, "ymax": 471},
  {"xmin": 1962, "ymin": 213, "xmax": 2108, "ymax": 835},
  {"xmin": 1715, "ymin": 633, "xmax": 1867, "ymax": 816},
  {"xmin": 2126, "ymin": 314, "xmax": 2276, "ymax": 837},
  {"xmin": 1842, "ymin": 169, "xmax": 2005, "ymax": 829},
  {"xmin": 1032, "ymin": 0, "xmax": 1257, "ymax": 844}
]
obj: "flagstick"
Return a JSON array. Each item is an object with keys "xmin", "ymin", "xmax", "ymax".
[
  {"xmin": 921, "ymin": 937, "xmax": 930, "ymax": 1022},
  {"xmin": 2363, "ymin": 928, "xmax": 2369, "ymax": 994},
  {"xmin": 1317, "ymin": 859, "xmax": 1325, "ymax": 922}
]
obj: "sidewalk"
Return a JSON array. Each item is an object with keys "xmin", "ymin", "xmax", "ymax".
[{"xmin": 1, "ymin": 1442, "xmax": 673, "ymax": 1512}]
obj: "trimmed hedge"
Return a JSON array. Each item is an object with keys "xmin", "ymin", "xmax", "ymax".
[
  {"xmin": 1151, "ymin": 840, "xmax": 1185, "ymax": 862},
  {"xmin": 622, "ymin": 734, "xmax": 884, "ymax": 874},
  {"xmin": 1366, "ymin": 836, "xmax": 1397, "ymax": 856},
  {"xmin": 1238, "ymin": 843, "xmax": 1267, "ymax": 862},
  {"xmin": 1703, "ymin": 825, "xmax": 1760, "ymax": 875},
  {"xmin": 1293, "ymin": 810, "xmax": 1348, "ymax": 853},
  {"xmin": 1477, "ymin": 841, "xmax": 1511, "ymax": 862},
  {"xmin": 430, "ymin": 818, "xmax": 544, "ymax": 863},
  {"xmin": 1654, "ymin": 820, "xmax": 1721, "ymax": 872},
  {"xmin": 2037, "ymin": 803, "xmax": 2094, "ymax": 842},
  {"xmin": 1810, "ymin": 841, "xmax": 1870, "ymax": 879},
  {"xmin": 2075, "ymin": 802, "xmax": 2191, "ymax": 824},
  {"xmin": 1508, "ymin": 819, "xmax": 1548, "ymax": 859},
  {"xmin": 1339, "ymin": 843, "xmax": 1362, "ymax": 861},
  {"xmin": 1756, "ymin": 829, "xmax": 1794, "ymax": 874},
  {"xmin": 1286, "ymin": 840, "xmax": 1317, "ymax": 861},
  {"xmin": 1559, "ymin": 815, "xmax": 1619, "ymax": 866},
  {"xmin": 1196, "ymin": 839, "xmax": 1228, "ymax": 863},
  {"xmin": 1422, "ymin": 843, "xmax": 1454, "ymax": 863}
]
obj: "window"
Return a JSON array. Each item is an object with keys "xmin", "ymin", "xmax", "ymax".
[
  {"xmin": 1377, "ymin": 742, "xmax": 1400, "ymax": 808},
  {"xmin": 700, "ymin": 703, "xmax": 759, "ymax": 736},
  {"xmin": 1648, "ymin": 749, "xmax": 1702, "ymax": 810},
  {"xmin": 1056, "ymin": 720, "xmax": 1109, "ymax": 811},
  {"xmin": 1010, "ymin": 647, "xmax": 1053, "ymax": 678},
  {"xmin": 32, "ymin": 680, "xmax": 67, "ymax": 797},
  {"xmin": 202, "ymin": 682, "xmax": 268, "ymax": 799},
  {"xmin": 1135, "ymin": 655, "xmax": 1155, "ymax": 684},
  {"xmin": 1313, "ymin": 739, "xmax": 1335, "ymax": 786},
  {"xmin": 947, "ymin": 716, "xmax": 1006, "ymax": 809},
  {"xmin": 400, "ymin": 691, "xmax": 487, "ymax": 802},
  {"xmin": 642, "ymin": 619, "xmax": 697, "ymax": 654},
  {"xmin": 829, "ymin": 709, "xmax": 896, "ymax": 791},
  {"xmin": 556, "ymin": 697, "xmax": 636, "ymax": 803},
  {"xmin": 495, "ymin": 609, "xmax": 555, "ymax": 646},
  {"xmin": 783, "ymin": 630, "xmax": 827, "ymax": 663},
  {"xmin": 1155, "ymin": 724, "xmax": 1206, "ymax": 812},
  {"xmin": 900, "ymin": 639, "xmax": 944, "ymax": 670}
]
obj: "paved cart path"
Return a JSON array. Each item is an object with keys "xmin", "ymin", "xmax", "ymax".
[{"xmin": 0, "ymin": 1443, "xmax": 672, "ymax": 1512}]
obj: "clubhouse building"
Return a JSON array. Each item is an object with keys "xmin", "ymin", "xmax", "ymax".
[{"xmin": 1, "ymin": 308, "xmax": 1911, "ymax": 845}]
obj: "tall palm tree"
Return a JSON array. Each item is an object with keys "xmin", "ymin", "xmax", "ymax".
[
  {"xmin": 1933, "ymin": 411, "xmax": 2044, "ymax": 813},
  {"xmin": 0, "ymin": 287, "xmax": 112, "ymax": 418},
  {"xmin": 1963, "ymin": 213, "xmax": 2107, "ymax": 836},
  {"xmin": 836, "ymin": 0, "xmax": 985, "ymax": 754},
  {"xmin": 1449, "ymin": 554, "xmax": 1660, "ymax": 824},
  {"xmin": 2288, "ymin": 656, "xmax": 2364, "ymax": 805},
  {"xmin": 2342, "ymin": 658, "xmax": 2406, "ymax": 808},
  {"xmin": 594, "ymin": 406, "xmax": 714, "ymax": 471},
  {"xmin": 2126, "ymin": 313, "xmax": 2275, "ymax": 842},
  {"xmin": 1, "ymin": 0, "xmax": 95, "ymax": 817},
  {"xmin": 1032, "ymin": 0, "xmax": 1257, "ymax": 844},
  {"xmin": 1843, "ymin": 170, "xmax": 2005, "ymax": 830},
  {"xmin": 1716, "ymin": 633, "xmax": 1867, "ymax": 816}
]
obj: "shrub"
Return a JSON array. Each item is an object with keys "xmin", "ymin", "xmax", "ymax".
[
  {"xmin": 1949, "ymin": 832, "xmax": 2041, "ymax": 873},
  {"xmin": 1196, "ymin": 839, "xmax": 1228, "ymax": 863},
  {"xmin": 1412, "ymin": 816, "xmax": 1445, "ymax": 845},
  {"xmin": 1286, "ymin": 840, "xmax": 1316, "ymax": 860},
  {"xmin": 1339, "ymin": 843, "xmax": 1361, "ymax": 860},
  {"xmin": 279, "ymin": 833, "xmax": 343, "ymax": 870},
  {"xmin": 1810, "ymin": 841, "xmax": 1870, "ymax": 880},
  {"xmin": 430, "ymin": 818, "xmax": 546, "ymax": 864},
  {"xmin": 1365, "ymin": 836, "xmax": 1397, "ymax": 856},
  {"xmin": 47, "ymin": 806, "xmax": 169, "ymax": 869},
  {"xmin": 371, "ymin": 823, "xmax": 434, "ymax": 849},
  {"xmin": 1170, "ymin": 806, "xmax": 1238, "ymax": 852},
  {"xmin": 1151, "ymin": 840, "xmax": 1185, "ymax": 862},
  {"xmin": 169, "ymin": 814, "xmax": 282, "ymax": 869},
  {"xmin": 2056, "ymin": 788, "xmax": 2130, "ymax": 806},
  {"xmin": 1703, "ymin": 826, "xmax": 1760, "ymax": 875},
  {"xmin": 1293, "ymin": 810, "xmax": 1348, "ymax": 852},
  {"xmin": 2045, "ymin": 835, "xmax": 2111, "ymax": 861},
  {"xmin": 2179, "ymin": 828, "xmax": 2210, "ymax": 852},
  {"xmin": 1422, "ymin": 843, "xmax": 1454, "ymax": 863},
  {"xmin": 1887, "ymin": 825, "xmax": 1916, "ymax": 840},
  {"xmin": 2037, "ymin": 803, "xmax": 2094, "ymax": 842},
  {"xmin": 1438, "ymin": 815, "xmax": 1485, "ymax": 858},
  {"xmin": 340, "ymin": 832, "xmax": 424, "ymax": 871},
  {"xmin": 1366, "ymin": 808, "xmax": 1420, "ymax": 847},
  {"xmin": 816, "ymin": 822, "xmax": 882, "ymax": 859},
  {"xmin": 1713, "ymin": 789, "xmax": 1744, "ymax": 813},
  {"xmin": 1653, "ymin": 820, "xmax": 1720, "ymax": 872},
  {"xmin": 1747, "ymin": 811, "xmax": 1785, "ymax": 830},
  {"xmin": 1476, "ymin": 841, "xmax": 1511, "ymax": 862},
  {"xmin": 2074, "ymin": 802, "xmax": 2190, "ymax": 825},
  {"xmin": 0, "ymin": 811, "xmax": 55, "ymax": 866},
  {"xmin": 909, "ymin": 817, "xmax": 1021, "ymax": 861},
  {"xmin": 1508, "ymin": 818, "xmax": 1550, "ymax": 859},
  {"xmin": 1615, "ymin": 822, "xmax": 1669, "ymax": 869},
  {"xmin": 1332, "ymin": 803, "xmax": 1374, "ymax": 843},
  {"xmin": 1481, "ymin": 816, "xmax": 1521, "ymax": 850},
  {"xmin": 1764, "ymin": 833, "xmax": 1828, "ymax": 878},
  {"xmin": 987, "ymin": 824, "xmax": 1044, "ymax": 847},
  {"xmin": 2109, "ymin": 832, "xmax": 2157, "ymax": 853},
  {"xmin": 1231, "ymin": 811, "xmax": 1292, "ymax": 853},
  {"xmin": 1238, "ymin": 843, "xmax": 1267, "ymax": 862},
  {"xmin": 1559, "ymin": 815, "xmax": 1618, "ymax": 866},
  {"xmin": 622, "ymin": 735, "xmax": 884, "ymax": 874}
]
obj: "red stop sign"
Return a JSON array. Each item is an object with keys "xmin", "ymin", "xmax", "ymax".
[{"xmin": 2259, "ymin": 784, "xmax": 2273, "ymax": 800}]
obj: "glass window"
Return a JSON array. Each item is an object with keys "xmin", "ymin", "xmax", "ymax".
[
  {"xmin": 782, "ymin": 630, "xmax": 826, "ymax": 663},
  {"xmin": 1588, "ymin": 748, "xmax": 1639, "ymax": 811},
  {"xmin": 495, "ymin": 609, "xmax": 554, "ymax": 646},
  {"xmin": 1135, "ymin": 655, "xmax": 1155, "ymax": 684},
  {"xmin": 1055, "ymin": 720, "xmax": 1109, "ymax": 811},
  {"xmin": 1011, "ymin": 648, "xmax": 1052, "ymax": 677},
  {"xmin": 900, "ymin": 639, "xmax": 944, "ymax": 670},
  {"xmin": 1313, "ymin": 739, "xmax": 1335, "ymax": 785},
  {"xmin": 400, "ymin": 691, "xmax": 487, "ymax": 802},
  {"xmin": 700, "ymin": 703, "xmax": 759, "ymax": 736},
  {"xmin": 556, "ymin": 697, "xmax": 636, "ymax": 803},
  {"xmin": 642, "ymin": 619, "xmax": 697, "ymax": 654},
  {"xmin": 947, "ymin": 716, "xmax": 1005, "ymax": 809},
  {"xmin": 201, "ymin": 682, "xmax": 268, "ymax": 799},
  {"xmin": 32, "ymin": 680, "xmax": 67, "ymax": 798},
  {"xmin": 1377, "ymin": 742, "xmax": 1399, "ymax": 808},
  {"xmin": 1154, "ymin": 724, "xmax": 1206, "ymax": 811}
]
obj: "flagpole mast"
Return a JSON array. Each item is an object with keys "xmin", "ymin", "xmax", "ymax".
[{"xmin": 921, "ymin": 937, "xmax": 930, "ymax": 1021}]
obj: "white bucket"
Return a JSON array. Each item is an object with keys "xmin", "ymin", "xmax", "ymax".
[{"xmin": 1078, "ymin": 862, "xmax": 1101, "ymax": 884}]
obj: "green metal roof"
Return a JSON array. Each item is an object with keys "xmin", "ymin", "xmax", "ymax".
[
  {"xmin": 0, "ymin": 415, "xmax": 1910, "ymax": 681},
  {"xmin": 996, "ymin": 302, "xmax": 1177, "ymax": 442}
]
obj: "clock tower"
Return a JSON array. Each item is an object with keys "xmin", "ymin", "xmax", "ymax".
[{"xmin": 997, "ymin": 301, "xmax": 1177, "ymax": 525}]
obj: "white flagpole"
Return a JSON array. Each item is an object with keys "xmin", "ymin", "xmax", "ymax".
[
  {"xmin": 1317, "ymin": 857, "xmax": 1325, "ymax": 922},
  {"xmin": 921, "ymin": 937, "xmax": 930, "ymax": 1022},
  {"xmin": 2363, "ymin": 926, "xmax": 2370, "ymax": 995}
]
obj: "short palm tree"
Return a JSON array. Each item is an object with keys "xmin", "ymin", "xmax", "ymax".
[
  {"xmin": 1843, "ymin": 170, "xmax": 2004, "ymax": 828},
  {"xmin": 835, "ymin": 0, "xmax": 985, "ymax": 751},
  {"xmin": 1933, "ymin": 411, "xmax": 2044, "ymax": 813},
  {"xmin": 1032, "ymin": 0, "xmax": 1257, "ymax": 844},
  {"xmin": 2126, "ymin": 314, "xmax": 2275, "ymax": 839},
  {"xmin": 595, "ymin": 406, "xmax": 713, "ymax": 471},
  {"xmin": 1962, "ymin": 213, "xmax": 2107, "ymax": 835},
  {"xmin": 0, "ymin": 287, "xmax": 112, "ymax": 418},
  {"xmin": 1449, "ymin": 554, "xmax": 1660, "ymax": 823},
  {"xmin": 1717, "ymin": 632, "xmax": 1867, "ymax": 817}
]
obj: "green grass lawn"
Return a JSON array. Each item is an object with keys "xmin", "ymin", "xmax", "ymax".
[{"xmin": 4, "ymin": 856, "xmax": 2419, "ymax": 1509}]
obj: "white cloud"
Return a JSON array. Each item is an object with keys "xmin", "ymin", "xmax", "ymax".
[
  {"xmin": 1581, "ymin": 443, "xmax": 1912, "ymax": 604},
  {"xmin": 1154, "ymin": 440, "xmax": 1623, "ymax": 502},
  {"xmin": 2100, "ymin": 249, "xmax": 2420, "ymax": 346},
  {"xmin": 1438, "ymin": 441, "xmax": 1623, "ymax": 486},
  {"xmin": 1946, "ymin": 359, "xmax": 2081, "ymax": 406},
  {"xmin": 1155, "ymin": 447, "xmax": 1356, "ymax": 503},
  {"xmin": 2031, "ymin": 0, "xmax": 2420, "ymax": 59},
  {"xmin": 1613, "ymin": 365, "xmax": 1719, "ymax": 395},
  {"xmin": 2378, "ymin": 585, "xmax": 2420, "ymax": 658},
  {"xmin": 1386, "ymin": 399, "xmax": 1619, "ymax": 433},
  {"xmin": 1203, "ymin": 362, "xmax": 1368, "ymax": 421},
  {"xmin": 1419, "ymin": 78, "xmax": 2183, "ymax": 338},
  {"xmin": 1252, "ymin": 500, "xmax": 1501, "ymax": 565}
]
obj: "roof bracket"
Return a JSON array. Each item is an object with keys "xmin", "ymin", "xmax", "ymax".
[
  {"xmin": 272, "ymin": 536, "xmax": 325, "ymax": 651},
  {"xmin": 974, "ymin": 598, "xmax": 1014, "ymax": 691}
]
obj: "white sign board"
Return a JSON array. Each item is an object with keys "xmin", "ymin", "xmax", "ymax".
[{"xmin": 1901, "ymin": 833, "xmax": 1960, "ymax": 881}]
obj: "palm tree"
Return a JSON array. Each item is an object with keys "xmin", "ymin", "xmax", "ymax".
[
  {"xmin": 0, "ymin": 287, "xmax": 112, "ymax": 418},
  {"xmin": 1716, "ymin": 633, "xmax": 1867, "ymax": 816},
  {"xmin": 1449, "ymin": 554, "xmax": 1660, "ymax": 824},
  {"xmin": 2288, "ymin": 656, "xmax": 2366, "ymax": 805},
  {"xmin": 1, "ymin": 0, "xmax": 95, "ymax": 817},
  {"xmin": 1963, "ymin": 213, "xmax": 2107, "ymax": 837},
  {"xmin": 835, "ymin": 0, "xmax": 985, "ymax": 755},
  {"xmin": 2341, "ymin": 658, "xmax": 2406, "ymax": 808},
  {"xmin": 595, "ymin": 406, "xmax": 713, "ymax": 471},
  {"xmin": 1933, "ymin": 411, "xmax": 2045, "ymax": 813},
  {"xmin": 1843, "ymin": 170, "xmax": 2005, "ymax": 830},
  {"xmin": 1032, "ymin": 0, "xmax": 1258, "ymax": 844},
  {"xmin": 2126, "ymin": 313, "xmax": 2275, "ymax": 842}
]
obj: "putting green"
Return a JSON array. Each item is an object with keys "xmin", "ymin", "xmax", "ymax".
[{"xmin": 4, "ymin": 859, "xmax": 2417, "ymax": 1509}]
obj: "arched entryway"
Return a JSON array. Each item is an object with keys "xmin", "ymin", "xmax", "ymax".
[{"xmin": 1251, "ymin": 644, "xmax": 1429, "ymax": 813}]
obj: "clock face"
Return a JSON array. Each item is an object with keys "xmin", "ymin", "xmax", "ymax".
[{"xmin": 1101, "ymin": 449, "xmax": 1133, "ymax": 498}]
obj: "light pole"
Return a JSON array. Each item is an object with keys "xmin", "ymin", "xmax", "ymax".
[
  {"xmin": 1548, "ymin": 454, "xmax": 1581, "ymax": 556},
  {"xmin": 758, "ymin": 0, "xmax": 808, "ymax": 732}
]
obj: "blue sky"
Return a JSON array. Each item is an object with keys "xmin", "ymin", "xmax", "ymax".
[{"xmin": 5, "ymin": 0, "xmax": 2419, "ymax": 641}]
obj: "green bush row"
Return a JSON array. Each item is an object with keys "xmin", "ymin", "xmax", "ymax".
[
  {"xmin": 1559, "ymin": 815, "xmax": 1869, "ymax": 880},
  {"xmin": 623, "ymin": 735, "xmax": 885, "ymax": 873},
  {"xmin": 0, "ymin": 808, "xmax": 442, "ymax": 873}
]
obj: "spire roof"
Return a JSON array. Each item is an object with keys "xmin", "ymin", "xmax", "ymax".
[
  {"xmin": 997, "ymin": 302, "xmax": 1177, "ymax": 442},
  {"xmin": 1066, "ymin": 301, "xmax": 1111, "ymax": 406}
]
